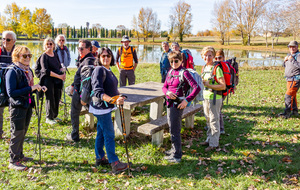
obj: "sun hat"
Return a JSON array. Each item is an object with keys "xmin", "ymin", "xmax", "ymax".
[{"xmin": 121, "ymin": 35, "xmax": 131, "ymax": 42}]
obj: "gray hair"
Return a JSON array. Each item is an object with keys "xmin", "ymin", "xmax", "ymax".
[
  {"xmin": 2, "ymin": 31, "xmax": 17, "ymax": 41},
  {"xmin": 55, "ymin": 34, "xmax": 67, "ymax": 44},
  {"xmin": 162, "ymin": 41, "xmax": 169, "ymax": 46}
]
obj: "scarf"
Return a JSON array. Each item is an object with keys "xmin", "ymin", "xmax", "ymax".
[{"xmin": 16, "ymin": 62, "xmax": 34, "ymax": 87}]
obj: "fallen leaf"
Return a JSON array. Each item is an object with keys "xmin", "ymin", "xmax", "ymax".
[
  {"xmin": 282, "ymin": 156, "xmax": 292, "ymax": 163},
  {"xmin": 125, "ymin": 181, "xmax": 130, "ymax": 186},
  {"xmin": 91, "ymin": 166, "xmax": 98, "ymax": 173},
  {"xmin": 83, "ymin": 160, "xmax": 88, "ymax": 165},
  {"xmin": 187, "ymin": 182, "xmax": 194, "ymax": 186},
  {"xmin": 141, "ymin": 166, "xmax": 148, "ymax": 171},
  {"xmin": 36, "ymin": 182, "xmax": 46, "ymax": 186}
]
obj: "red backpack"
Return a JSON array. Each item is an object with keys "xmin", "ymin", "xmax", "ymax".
[{"xmin": 182, "ymin": 49, "xmax": 194, "ymax": 69}]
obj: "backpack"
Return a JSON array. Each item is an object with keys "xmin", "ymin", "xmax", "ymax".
[
  {"xmin": 168, "ymin": 68, "xmax": 204, "ymax": 105},
  {"xmin": 225, "ymin": 57, "xmax": 239, "ymax": 88},
  {"xmin": 182, "ymin": 49, "xmax": 194, "ymax": 69},
  {"xmin": 0, "ymin": 64, "xmax": 22, "ymax": 107},
  {"xmin": 34, "ymin": 55, "xmax": 42, "ymax": 78},
  {"xmin": 80, "ymin": 65, "xmax": 106, "ymax": 104}
]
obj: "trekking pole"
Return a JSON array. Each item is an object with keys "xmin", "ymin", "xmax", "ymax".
[
  {"xmin": 38, "ymin": 92, "xmax": 44, "ymax": 164},
  {"xmin": 34, "ymin": 91, "xmax": 42, "ymax": 165},
  {"xmin": 118, "ymin": 98, "xmax": 131, "ymax": 175}
]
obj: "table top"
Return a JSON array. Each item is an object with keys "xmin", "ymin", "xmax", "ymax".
[{"xmin": 118, "ymin": 81, "xmax": 165, "ymax": 110}]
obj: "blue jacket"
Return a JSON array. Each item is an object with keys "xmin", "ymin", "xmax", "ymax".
[
  {"xmin": 55, "ymin": 45, "xmax": 71, "ymax": 67},
  {"xmin": 160, "ymin": 49, "xmax": 171, "ymax": 75}
]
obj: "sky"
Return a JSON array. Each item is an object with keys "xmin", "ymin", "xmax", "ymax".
[{"xmin": 0, "ymin": 0, "xmax": 215, "ymax": 34}]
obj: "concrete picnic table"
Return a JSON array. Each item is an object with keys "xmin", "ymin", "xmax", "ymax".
[{"xmin": 114, "ymin": 81, "xmax": 165, "ymax": 137}]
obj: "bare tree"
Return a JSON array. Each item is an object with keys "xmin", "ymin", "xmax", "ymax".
[
  {"xmin": 138, "ymin": 7, "xmax": 155, "ymax": 42},
  {"xmin": 149, "ymin": 13, "xmax": 161, "ymax": 42},
  {"xmin": 282, "ymin": 0, "xmax": 300, "ymax": 40},
  {"xmin": 168, "ymin": 15, "xmax": 178, "ymax": 41},
  {"xmin": 232, "ymin": 0, "xmax": 246, "ymax": 45},
  {"xmin": 131, "ymin": 15, "xmax": 140, "ymax": 42},
  {"xmin": 169, "ymin": 0, "xmax": 192, "ymax": 42}
]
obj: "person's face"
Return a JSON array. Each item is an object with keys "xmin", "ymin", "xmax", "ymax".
[
  {"xmin": 19, "ymin": 50, "xmax": 32, "ymax": 66},
  {"xmin": 162, "ymin": 43, "xmax": 169, "ymax": 52},
  {"xmin": 122, "ymin": 41, "xmax": 130, "ymax": 49},
  {"xmin": 203, "ymin": 51, "xmax": 214, "ymax": 65},
  {"xmin": 58, "ymin": 36, "xmax": 65, "ymax": 47},
  {"xmin": 92, "ymin": 46, "xmax": 98, "ymax": 53},
  {"xmin": 45, "ymin": 40, "xmax": 54, "ymax": 51},
  {"xmin": 78, "ymin": 42, "xmax": 90, "ymax": 57},
  {"xmin": 100, "ymin": 50, "xmax": 112, "ymax": 67},
  {"xmin": 2, "ymin": 33, "xmax": 16, "ymax": 50},
  {"xmin": 169, "ymin": 58, "xmax": 181, "ymax": 69},
  {"xmin": 289, "ymin": 46, "xmax": 298, "ymax": 54},
  {"xmin": 215, "ymin": 55, "xmax": 224, "ymax": 62},
  {"xmin": 171, "ymin": 45, "xmax": 180, "ymax": 51}
]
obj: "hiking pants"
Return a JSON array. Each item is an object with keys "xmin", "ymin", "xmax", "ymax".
[
  {"xmin": 44, "ymin": 77, "xmax": 62, "ymax": 120},
  {"xmin": 70, "ymin": 90, "xmax": 82, "ymax": 141},
  {"xmin": 119, "ymin": 69, "xmax": 135, "ymax": 87},
  {"xmin": 220, "ymin": 96, "xmax": 225, "ymax": 132},
  {"xmin": 203, "ymin": 98, "xmax": 222, "ymax": 147},
  {"xmin": 284, "ymin": 81, "xmax": 299, "ymax": 114},
  {"xmin": 0, "ymin": 107, "xmax": 4, "ymax": 136},
  {"xmin": 167, "ymin": 106, "xmax": 183, "ymax": 159},
  {"xmin": 9, "ymin": 106, "xmax": 32, "ymax": 163}
]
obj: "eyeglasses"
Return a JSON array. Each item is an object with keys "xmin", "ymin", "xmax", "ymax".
[
  {"xmin": 100, "ymin": 54, "xmax": 111, "ymax": 58},
  {"xmin": 20, "ymin": 54, "xmax": 32, "ymax": 59},
  {"xmin": 2, "ymin": 38, "xmax": 12, "ymax": 42},
  {"xmin": 170, "ymin": 59, "xmax": 179, "ymax": 64},
  {"xmin": 47, "ymin": 43, "xmax": 53, "ymax": 46},
  {"xmin": 77, "ymin": 47, "xmax": 86, "ymax": 51}
]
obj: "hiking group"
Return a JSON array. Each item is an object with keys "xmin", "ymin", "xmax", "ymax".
[{"xmin": 0, "ymin": 31, "xmax": 298, "ymax": 172}]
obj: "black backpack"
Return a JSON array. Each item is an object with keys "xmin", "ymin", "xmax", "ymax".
[
  {"xmin": 0, "ymin": 64, "xmax": 23, "ymax": 107},
  {"xmin": 34, "ymin": 55, "xmax": 43, "ymax": 78}
]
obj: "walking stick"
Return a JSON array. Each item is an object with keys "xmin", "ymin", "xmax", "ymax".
[
  {"xmin": 62, "ymin": 66, "xmax": 69, "ymax": 122},
  {"xmin": 118, "ymin": 103, "xmax": 131, "ymax": 175},
  {"xmin": 34, "ymin": 91, "xmax": 43, "ymax": 164}
]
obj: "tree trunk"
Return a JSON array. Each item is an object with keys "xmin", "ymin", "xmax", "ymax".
[
  {"xmin": 265, "ymin": 32, "xmax": 268, "ymax": 47},
  {"xmin": 179, "ymin": 33, "xmax": 183, "ymax": 42},
  {"xmin": 247, "ymin": 33, "xmax": 251, "ymax": 46},
  {"xmin": 276, "ymin": 34, "xmax": 279, "ymax": 45}
]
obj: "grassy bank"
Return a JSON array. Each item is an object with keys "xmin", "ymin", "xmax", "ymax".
[{"xmin": 0, "ymin": 64, "xmax": 299, "ymax": 189}]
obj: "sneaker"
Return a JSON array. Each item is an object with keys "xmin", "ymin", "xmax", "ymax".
[
  {"xmin": 8, "ymin": 162, "xmax": 28, "ymax": 171},
  {"xmin": 46, "ymin": 118, "xmax": 57, "ymax": 125},
  {"xmin": 96, "ymin": 157, "xmax": 109, "ymax": 166},
  {"xmin": 204, "ymin": 126, "xmax": 208, "ymax": 131},
  {"xmin": 54, "ymin": 117, "xmax": 62, "ymax": 122},
  {"xmin": 21, "ymin": 157, "xmax": 33, "ymax": 162},
  {"xmin": 164, "ymin": 149, "xmax": 175, "ymax": 156},
  {"xmin": 111, "ymin": 161, "xmax": 130, "ymax": 174},
  {"xmin": 66, "ymin": 133, "xmax": 80, "ymax": 142},
  {"xmin": 164, "ymin": 155, "xmax": 181, "ymax": 163},
  {"xmin": 220, "ymin": 129, "xmax": 225, "ymax": 134}
]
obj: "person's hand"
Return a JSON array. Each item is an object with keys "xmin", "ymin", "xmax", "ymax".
[
  {"xmin": 284, "ymin": 55, "xmax": 292, "ymax": 62},
  {"xmin": 81, "ymin": 100, "xmax": 87, "ymax": 106},
  {"xmin": 60, "ymin": 67, "xmax": 66, "ymax": 73},
  {"xmin": 166, "ymin": 91, "xmax": 177, "ymax": 100},
  {"xmin": 60, "ymin": 73, "xmax": 66, "ymax": 81},
  {"xmin": 116, "ymin": 96, "xmax": 125, "ymax": 105},
  {"xmin": 178, "ymin": 99, "xmax": 188, "ymax": 109},
  {"xmin": 41, "ymin": 86, "xmax": 47, "ymax": 92},
  {"xmin": 32, "ymin": 84, "xmax": 42, "ymax": 91},
  {"xmin": 203, "ymin": 80, "xmax": 209, "ymax": 87},
  {"xmin": 70, "ymin": 86, "xmax": 74, "ymax": 95}
]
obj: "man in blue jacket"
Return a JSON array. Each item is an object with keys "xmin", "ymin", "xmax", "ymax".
[{"xmin": 160, "ymin": 41, "xmax": 171, "ymax": 83}]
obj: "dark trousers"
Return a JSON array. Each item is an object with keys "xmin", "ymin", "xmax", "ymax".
[
  {"xmin": 119, "ymin": 69, "xmax": 135, "ymax": 87},
  {"xmin": 0, "ymin": 106, "xmax": 4, "ymax": 135},
  {"xmin": 284, "ymin": 81, "xmax": 299, "ymax": 113},
  {"xmin": 70, "ymin": 90, "xmax": 85, "ymax": 141},
  {"xmin": 44, "ymin": 77, "xmax": 62, "ymax": 120},
  {"xmin": 167, "ymin": 106, "xmax": 183, "ymax": 159},
  {"xmin": 9, "ymin": 106, "xmax": 32, "ymax": 163}
]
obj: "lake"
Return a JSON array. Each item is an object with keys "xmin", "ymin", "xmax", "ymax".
[{"xmin": 16, "ymin": 40, "xmax": 287, "ymax": 68}]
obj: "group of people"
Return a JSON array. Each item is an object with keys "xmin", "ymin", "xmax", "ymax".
[{"xmin": 1, "ymin": 30, "xmax": 299, "ymax": 171}]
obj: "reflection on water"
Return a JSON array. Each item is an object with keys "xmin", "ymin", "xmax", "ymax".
[{"xmin": 16, "ymin": 41, "xmax": 285, "ymax": 68}]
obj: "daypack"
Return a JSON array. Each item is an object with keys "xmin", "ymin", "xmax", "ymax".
[
  {"xmin": 0, "ymin": 64, "xmax": 22, "ymax": 107},
  {"xmin": 80, "ymin": 65, "xmax": 106, "ymax": 104},
  {"xmin": 34, "ymin": 55, "xmax": 42, "ymax": 78},
  {"xmin": 182, "ymin": 49, "xmax": 194, "ymax": 69},
  {"xmin": 168, "ymin": 68, "xmax": 204, "ymax": 105},
  {"xmin": 225, "ymin": 57, "xmax": 239, "ymax": 88}
]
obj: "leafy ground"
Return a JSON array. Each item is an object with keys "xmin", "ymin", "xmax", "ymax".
[{"xmin": 0, "ymin": 64, "xmax": 299, "ymax": 189}]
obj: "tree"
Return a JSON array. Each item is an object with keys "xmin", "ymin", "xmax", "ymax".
[
  {"xmin": 282, "ymin": 0, "xmax": 300, "ymax": 40},
  {"xmin": 32, "ymin": 8, "xmax": 52, "ymax": 38},
  {"xmin": 149, "ymin": 13, "xmax": 161, "ymax": 42},
  {"xmin": 0, "ymin": 16, "xmax": 9, "ymax": 32},
  {"xmin": 131, "ymin": 15, "xmax": 140, "ymax": 42},
  {"xmin": 20, "ymin": 7, "xmax": 34, "ymax": 39},
  {"xmin": 116, "ymin": 25, "xmax": 127, "ymax": 31},
  {"xmin": 169, "ymin": 0, "xmax": 192, "ymax": 42},
  {"xmin": 138, "ymin": 7, "xmax": 155, "ymax": 42},
  {"xmin": 4, "ymin": 2, "xmax": 22, "ymax": 36}
]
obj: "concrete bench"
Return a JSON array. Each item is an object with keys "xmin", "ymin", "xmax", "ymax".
[
  {"xmin": 79, "ymin": 106, "xmax": 94, "ymax": 129},
  {"xmin": 137, "ymin": 104, "xmax": 203, "ymax": 146}
]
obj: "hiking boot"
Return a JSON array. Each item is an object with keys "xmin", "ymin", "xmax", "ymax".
[
  {"xmin": 200, "ymin": 141, "xmax": 209, "ymax": 146},
  {"xmin": 164, "ymin": 155, "xmax": 181, "ymax": 163},
  {"xmin": 8, "ymin": 162, "xmax": 28, "ymax": 171},
  {"xmin": 111, "ymin": 161, "xmax": 130, "ymax": 174},
  {"xmin": 66, "ymin": 133, "xmax": 80, "ymax": 142},
  {"xmin": 54, "ymin": 117, "xmax": 62, "ymax": 122},
  {"xmin": 291, "ymin": 111, "xmax": 299, "ymax": 117},
  {"xmin": 164, "ymin": 149, "xmax": 175, "ymax": 156},
  {"xmin": 205, "ymin": 146, "xmax": 216, "ymax": 152},
  {"xmin": 21, "ymin": 157, "xmax": 33, "ymax": 162},
  {"xmin": 96, "ymin": 157, "xmax": 109, "ymax": 166},
  {"xmin": 278, "ymin": 112, "xmax": 290, "ymax": 119},
  {"xmin": 46, "ymin": 118, "xmax": 57, "ymax": 125}
]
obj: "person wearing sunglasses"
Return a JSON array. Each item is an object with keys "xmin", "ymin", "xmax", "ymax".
[
  {"xmin": 6, "ymin": 45, "xmax": 47, "ymax": 170},
  {"xmin": 200, "ymin": 46, "xmax": 226, "ymax": 152},
  {"xmin": 39, "ymin": 37, "xmax": 66, "ymax": 125},
  {"xmin": 54, "ymin": 34, "xmax": 71, "ymax": 68},
  {"xmin": 66, "ymin": 39, "xmax": 95, "ymax": 142},
  {"xmin": 162, "ymin": 51, "xmax": 200, "ymax": 163},
  {"xmin": 0, "ymin": 31, "xmax": 17, "ymax": 139},
  {"xmin": 160, "ymin": 41, "xmax": 172, "ymax": 83}
]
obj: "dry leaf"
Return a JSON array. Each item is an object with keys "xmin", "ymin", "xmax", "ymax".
[
  {"xmin": 176, "ymin": 180, "xmax": 181, "ymax": 184},
  {"xmin": 125, "ymin": 181, "xmax": 130, "ymax": 186},
  {"xmin": 91, "ymin": 166, "xmax": 98, "ymax": 173},
  {"xmin": 141, "ymin": 166, "xmax": 148, "ymax": 171},
  {"xmin": 36, "ymin": 182, "xmax": 46, "ymax": 186},
  {"xmin": 83, "ymin": 160, "xmax": 88, "ymax": 165},
  {"xmin": 282, "ymin": 156, "xmax": 292, "ymax": 163},
  {"xmin": 187, "ymin": 182, "xmax": 194, "ymax": 186}
]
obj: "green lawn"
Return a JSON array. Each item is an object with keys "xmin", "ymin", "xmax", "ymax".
[{"xmin": 0, "ymin": 64, "xmax": 299, "ymax": 189}]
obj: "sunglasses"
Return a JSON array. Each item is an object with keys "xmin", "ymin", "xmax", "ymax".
[
  {"xmin": 100, "ymin": 54, "xmax": 111, "ymax": 58},
  {"xmin": 2, "ymin": 38, "xmax": 12, "ymax": 42},
  {"xmin": 77, "ymin": 47, "xmax": 86, "ymax": 51},
  {"xmin": 170, "ymin": 59, "xmax": 180, "ymax": 64},
  {"xmin": 215, "ymin": 56, "xmax": 223, "ymax": 60},
  {"xmin": 20, "ymin": 54, "xmax": 32, "ymax": 59},
  {"xmin": 47, "ymin": 43, "xmax": 53, "ymax": 46},
  {"xmin": 59, "ymin": 39, "xmax": 65, "ymax": 42}
]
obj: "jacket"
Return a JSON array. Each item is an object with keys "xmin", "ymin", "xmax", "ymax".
[
  {"xmin": 55, "ymin": 45, "xmax": 71, "ymax": 67},
  {"xmin": 284, "ymin": 51, "xmax": 300, "ymax": 81},
  {"xmin": 0, "ymin": 45, "xmax": 15, "ymax": 64},
  {"xmin": 160, "ymin": 49, "xmax": 171, "ymax": 75}
]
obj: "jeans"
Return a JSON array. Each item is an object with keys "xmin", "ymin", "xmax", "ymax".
[{"xmin": 94, "ymin": 112, "xmax": 118, "ymax": 163}]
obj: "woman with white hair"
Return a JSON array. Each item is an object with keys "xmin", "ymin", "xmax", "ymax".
[
  {"xmin": 39, "ymin": 37, "xmax": 66, "ymax": 125},
  {"xmin": 54, "ymin": 34, "xmax": 71, "ymax": 68}
]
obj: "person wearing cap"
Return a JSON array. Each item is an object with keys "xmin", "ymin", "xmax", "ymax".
[
  {"xmin": 0, "ymin": 31, "xmax": 17, "ymax": 139},
  {"xmin": 116, "ymin": 35, "xmax": 138, "ymax": 87},
  {"xmin": 171, "ymin": 42, "xmax": 187, "ymax": 68},
  {"xmin": 160, "ymin": 41, "xmax": 172, "ymax": 83},
  {"xmin": 91, "ymin": 40, "xmax": 101, "ymax": 57},
  {"xmin": 279, "ymin": 40, "xmax": 300, "ymax": 119}
]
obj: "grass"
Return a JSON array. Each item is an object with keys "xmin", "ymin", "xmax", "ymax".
[{"xmin": 0, "ymin": 64, "xmax": 299, "ymax": 189}]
